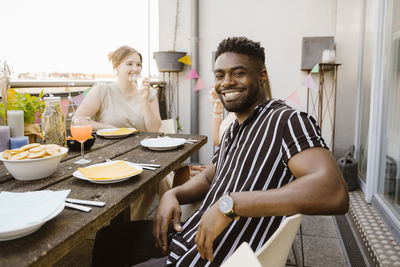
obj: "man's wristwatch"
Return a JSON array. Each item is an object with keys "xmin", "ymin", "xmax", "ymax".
[{"xmin": 219, "ymin": 192, "xmax": 240, "ymax": 221}]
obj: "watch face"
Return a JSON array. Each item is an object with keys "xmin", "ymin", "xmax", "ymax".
[{"xmin": 219, "ymin": 195, "xmax": 233, "ymax": 213}]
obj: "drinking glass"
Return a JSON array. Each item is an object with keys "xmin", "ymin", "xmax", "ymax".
[
  {"xmin": 70, "ymin": 116, "xmax": 92, "ymax": 164},
  {"xmin": 134, "ymin": 74, "xmax": 144, "ymax": 90}
]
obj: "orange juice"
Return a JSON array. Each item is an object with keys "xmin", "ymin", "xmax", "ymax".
[{"xmin": 70, "ymin": 125, "xmax": 93, "ymax": 143}]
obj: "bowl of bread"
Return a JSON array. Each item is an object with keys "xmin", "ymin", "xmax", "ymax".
[{"xmin": 0, "ymin": 143, "xmax": 68, "ymax": 180}]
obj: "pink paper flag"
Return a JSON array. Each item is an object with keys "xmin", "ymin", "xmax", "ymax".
[
  {"xmin": 72, "ymin": 94, "xmax": 84, "ymax": 107},
  {"xmin": 194, "ymin": 78, "xmax": 206, "ymax": 91},
  {"xmin": 302, "ymin": 74, "xmax": 318, "ymax": 91},
  {"xmin": 185, "ymin": 69, "xmax": 199, "ymax": 80},
  {"xmin": 287, "ymin": 90, "xmax": 302, "ymax": 106},
  {"xmin": 35, "ymin": 111, "xmax": 41, "ymax": 123},
  {"xmin": 60, "ymin": 99, "xmax": 70, "ymax": 117}
]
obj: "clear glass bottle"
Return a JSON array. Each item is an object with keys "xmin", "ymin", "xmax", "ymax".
[{"xmin": 41, "ymin": 96, "xmax": 66, "ymax": 146}]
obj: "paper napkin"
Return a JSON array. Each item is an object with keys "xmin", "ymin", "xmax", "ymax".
[
  {"xmin": 100, "ymin": 128, "xmax": 137, "ymax": 136},
  {"xmin": 78, "ymin": 161, "xmax": 142, "ymax": 180}
]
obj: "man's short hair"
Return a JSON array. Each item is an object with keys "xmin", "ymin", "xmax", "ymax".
[{"xmin": 215, "ymin": 37, "xmax": 265, "ymax": 70}]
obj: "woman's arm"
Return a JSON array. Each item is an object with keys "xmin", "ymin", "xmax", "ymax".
[
  {"xmin": 142, "ymin": 97, "xmax": 161, "ymax": 132},
  {"xmin": 210, "ymin": 88, "xmax": 224, "ymax": 146},
  {"xmin": 140, "ymin": 79, "xmax": 161, "ymax": 132},
  {"xmin": 73, "ymin": 85, "xmax": 116, "ymax": 131}
]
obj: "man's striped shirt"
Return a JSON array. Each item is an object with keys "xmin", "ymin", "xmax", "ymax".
[{"xmin": 167, "ymin": 99, "xmax": 328, "ymax": 266}]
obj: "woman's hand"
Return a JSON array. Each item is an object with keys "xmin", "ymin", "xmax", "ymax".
[
  {"xmin": 189, "ymin": 165, "xmax": 207, "ymax": 177},
  {"xmin": 210, "ymin": 88, "xmax": 223, "ymax": 113},
  {"xmin": 139, "ymin": 78, "xmax": 151, "ymax": 100}
]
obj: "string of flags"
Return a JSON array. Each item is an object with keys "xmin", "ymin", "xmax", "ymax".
[
  {"xmin": 178, "ymin": 55, "xmax": 206, "ymax": 92},
  {"xmin": 34, "ymin": 89, "xmax": 90, "ymax": 123},
  {"xmin": 283, "ymin": 63, "xmax": 319, "ymax": 106},
  {"xmin": 179, "ymin": 54, "xmax": 321, "ymax": 107}
]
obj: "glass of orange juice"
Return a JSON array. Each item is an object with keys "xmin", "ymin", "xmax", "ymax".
[{"xmin": 70, "ymin": 116, "xmax": 93, "ymax": 164}]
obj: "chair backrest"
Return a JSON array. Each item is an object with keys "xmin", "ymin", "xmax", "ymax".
[
  {"xmin": 221, "ymin": 214, "xmax": 303, "ymax": 267},
  {"xmin": 159, "ymin": 119, "xmax": 175, "ymax": 134},
  {"xmin": 255, "ymin": 214, "xmax": 303, "ymax": 266}
]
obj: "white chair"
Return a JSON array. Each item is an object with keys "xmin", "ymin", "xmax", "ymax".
[
  {"xmin": 159, "ymin": 119, "xmax": 175, "ymax": 134},
  {"xmin": 221, "ymin": 214, "xmax": 303, "ymax": 267}
]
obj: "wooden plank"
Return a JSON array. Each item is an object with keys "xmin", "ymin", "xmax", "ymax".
[
  {"xmin": 0, "ymin": 134, "xmax": 207, "ymax": 267},
  {"xmin": 0, "ymin": 132, "xmax": 161, "ymax": 192}
]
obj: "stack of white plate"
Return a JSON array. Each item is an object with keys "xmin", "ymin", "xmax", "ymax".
[{"xmin": 0, "ymin": 190, "xmax": 70, "ymax": 241}]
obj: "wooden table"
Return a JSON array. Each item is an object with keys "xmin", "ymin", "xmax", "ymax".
[{"xmin": 0, "ymin": 132, "xmax": 207, "ymax": 267}]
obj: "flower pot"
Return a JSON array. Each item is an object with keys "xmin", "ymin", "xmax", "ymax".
[{"xmin": 153, "ymin": 51, "xmax": 186, "ymax": 72}]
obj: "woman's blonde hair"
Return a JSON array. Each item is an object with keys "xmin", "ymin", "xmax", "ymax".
[{"xmin": 108, "ymin": 45, "xmax": 142, "ymax": 71}]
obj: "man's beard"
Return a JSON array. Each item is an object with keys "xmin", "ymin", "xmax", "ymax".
[{"xmin": 221, "ymin": 83, "xmax": 260, "ymax": 113}]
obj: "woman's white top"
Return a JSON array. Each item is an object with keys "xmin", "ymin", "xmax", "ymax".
[{"xmin": 95, "ymin": 82, "xmax": 157, "ymax": 131}]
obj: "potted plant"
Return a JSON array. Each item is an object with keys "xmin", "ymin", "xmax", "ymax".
[{"xmin": 0, "ymin": 89, "xmax": 45, "ymax": 142}]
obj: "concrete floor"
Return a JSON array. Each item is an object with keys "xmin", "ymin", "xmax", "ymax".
[
  {"xmin": 286, "ymin": 216, "xmax": 349, "ymax": 266},
  {"xmin": 54, "ymin": 214, "xmax": 349, "ymax": 267}
]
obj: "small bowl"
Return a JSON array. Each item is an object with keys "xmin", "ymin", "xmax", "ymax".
[
  {"xmin": 0, "ymin": 147, "xmax": 68, "ymax": 180},
  {"xmin": 66, "ymin": 134, "xmax": 96, "ymax": 151}
]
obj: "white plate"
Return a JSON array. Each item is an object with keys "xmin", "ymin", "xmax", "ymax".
[
  {"xmin": 72, "ymin": 160, "xmax": 143, "ymax": 184},
  {"xmin": 96, "ymin": 128, "xmax": 138, "ymax": 139},
  {"xmin": 0, "ymin": 202, "xmax": 64, "ymax": 241},
  {"xmin": 140, "ymin": 137, "xmax": 186, "ymax": 151}
]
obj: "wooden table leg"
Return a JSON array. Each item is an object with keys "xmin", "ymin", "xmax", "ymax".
[{"xmin": 110, "ymin": 207, "xmax": 131, "ymax": 224}]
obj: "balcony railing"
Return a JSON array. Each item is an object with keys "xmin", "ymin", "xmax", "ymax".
[{"xmin": 1, "ymin": 79, "xmax": 167, "ymax": 127}]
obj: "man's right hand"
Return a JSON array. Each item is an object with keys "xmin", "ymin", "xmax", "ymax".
[{"xmin": 152, "ymin": 189, "xmax": 182, "ymax": 254}]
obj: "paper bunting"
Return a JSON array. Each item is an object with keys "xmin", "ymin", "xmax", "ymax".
[
  {"xmin": 72, "ymin": 94, "xmax": 83, "ymax": 107},
  {"xmin": 302, "ymin": 74, "xmax": 318, "ymax": 91},
  {"xmin": 311, "ymin": 64, "xmax": 319, "ymax": 73},
  {"xmin": 185, "ymin": 69, "xmax": 199, "ymax": 80},
  {"xmin": 194, "ymin": 78, "xmax": 206, "ymax": 91},
  {"xmin": 35, "ymin": 111, "xmax": 41, "ymax": 123},
  {"xmin": 60, "ymin": 99, "xmax": 70, "ymax": 117},
  {"xmin": 178, "ymin": 55, "xmax": 192, "ymax": 65},
  {"xmin": 286, "ymin": 90, "xmax": 302, "ymax": 106}
]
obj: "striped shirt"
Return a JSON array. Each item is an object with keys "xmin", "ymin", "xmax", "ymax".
[{"xmin": 167, "ymin": 99, "xmax": 328, "ymax": 266}]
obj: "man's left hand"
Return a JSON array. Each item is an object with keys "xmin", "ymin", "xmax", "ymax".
[{"xmin": 195, "ymin": 202, "xmax": 232, "ymax": 262}]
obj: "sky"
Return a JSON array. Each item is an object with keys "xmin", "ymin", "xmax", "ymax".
[{"xmin": 0, "ymin": 0, "xmax": 159, "ymax": 78}]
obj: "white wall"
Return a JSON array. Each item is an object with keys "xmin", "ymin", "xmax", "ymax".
[
  {"xmin": 159, "ymin": 0, "xmax": 362, "ymax": 163},
  {"xmin": 335, "ymin": 0, "xmax": 363, "ymax": 157}
]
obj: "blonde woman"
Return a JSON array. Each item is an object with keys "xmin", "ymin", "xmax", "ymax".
[
  {"xmin": 74, "ymin": 45, "xmax": 161, "ymax": 132},
  {"xmin": 74, "ymin": 45, "xmax": 162, "ymax": 220}
]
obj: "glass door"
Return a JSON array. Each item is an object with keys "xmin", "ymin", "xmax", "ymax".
[
  {"xmin": 358, "ymin": 0, "xmax": 378, "ymax": 182},
  {"xmin": 378, "ymin": 0, "xmax": 400, "ymax": 217}
]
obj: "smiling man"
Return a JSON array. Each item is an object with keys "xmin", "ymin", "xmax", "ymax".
[{"xmin": 91, "ymin": 37, "xmax": 349, "ymax": 267}]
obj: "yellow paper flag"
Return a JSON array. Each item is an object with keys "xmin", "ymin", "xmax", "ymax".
[
  {"xmin": 178, "ymin": 55, "xmax": 192, "ymax": 65},
  {"xmin": 7, "ymin": 89, "xmax": 17, "ymax": 104}
]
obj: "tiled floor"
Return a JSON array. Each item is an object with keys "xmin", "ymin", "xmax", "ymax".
[
  {"xmin": 56, "ymin": 214, "xmax": 349, "ymax": 267},
  {"xmin": 349, "ymin": 190, "xmax": 400, "ymax": 266},
  {"xmin": 287, "ymin": 216, "xmax": 348, "ymax": 267}
]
